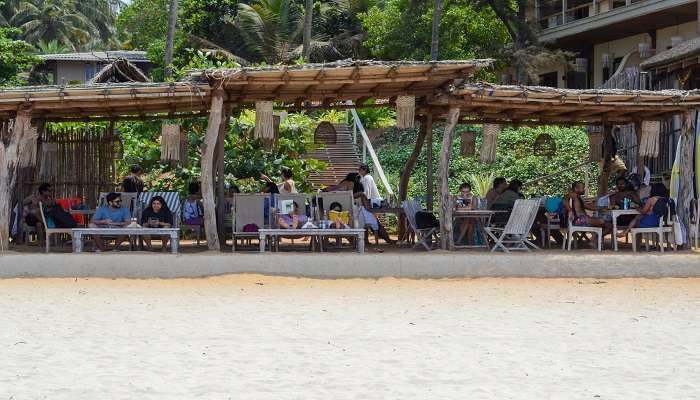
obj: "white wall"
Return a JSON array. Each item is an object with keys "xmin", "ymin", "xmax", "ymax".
[
  {"xmin": 55, "ymin": 62, "xmax": 100, "ymax": 84},
  {"xmin": 537, "ymin": 63, "xmax": 568, "ymax": 88},
  {"xmin": 592, "ymin": 33, "xmax": 650, "ymax": 87},
  {"xmin": 656, "ymin": 21, "xmax": 698, "ymax": 52}
]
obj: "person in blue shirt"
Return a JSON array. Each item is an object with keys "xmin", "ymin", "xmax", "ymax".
[{"xmin": 90, "ymin": 192, "xmax": 131, "ymax": 251}]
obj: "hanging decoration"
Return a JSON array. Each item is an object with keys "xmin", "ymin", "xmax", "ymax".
[
  {"xmin": 588, "ymin": 129, "xmax": 603, "ymax": 162},
  {"xmin": 254, "ymin": 100, "xmax": 275, "ymax": 149},
  {"xmin": 160, "ymin": 123, "xmax": 181, "ymax": 162},
  {"xmin": 395, "ymin": 95, "xmax": 415, "ymax": 129},
  {"xmin": 533, "ymin": 133, "xmax": 556, "ymax": 157},
  {"xmin": 39, "ymin": 143, "xmax": 58, "ymax": 181},
  {"xmin": 479, "ymin": 123, "xmax": 500, "ymax": 164},
  {"xmin": 17, "ymin": 115, "xmax": 39, "ymax": 168},
  {"xmin": 460, "ymin": 129, "xmax": 476, "ymax": 157},
  {"xmin": 639, "ymin": 120, "xmax": 661, "ymax": 158}
]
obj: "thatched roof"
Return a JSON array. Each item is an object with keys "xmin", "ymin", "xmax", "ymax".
[
  {"xmin": 90, "ymin": 59, "xmax": 151, "ymax": 84},
  {"xmin": 430, "ymin": 84, "xmax": 700, "ymax": 125},
  {"xmin": 187, "ymin": 59, "xmax": 493, "ymax": 104},
  {"xmin": 40, "ymin": 51, "xmax": 150, "ymax": 64},
  {"xmin": 640, "ymin": 36, "xmax": 700, "ymax": 72}
]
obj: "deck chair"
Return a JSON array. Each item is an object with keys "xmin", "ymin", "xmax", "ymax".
[
  {"xmin": 402, "ymin": 199, "xmax": 438, "ymax": 251},
  {"xmin": 274, "ymin": 193, "xmax": 310, "ymax": 227},
  {"xmin": 39, "ymin": 202, "xmax": 73, "ymax": 253},
  {"xmin": 631, "ymin": 200, "xmax": 676, "ymax": 253},
  {"xmin": 484, "ymin": 199, "xmax": 540, "ymax": 253},
  {"xmin": 232, "ymin": 193, "xmax": 269, "ymax": 251},
  {"xmin": 315, "ymin": 191, "xmax": 354, "ymax": 222}
]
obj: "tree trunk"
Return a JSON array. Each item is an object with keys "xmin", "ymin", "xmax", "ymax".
[
  {"xmin": 201, "ymin": 89, "xmax": 226, "ymax": 250},
  {"xmin": 302, "ymin": 0, "xmax": 313, "ymax": 60},
  {"xmin": 398, "ymin": 116, "xmax": 429, "ymax": 238},
  {"xmin": 215, "ymin": 104, "xmax": 231, "ymax": 245},
  {"xmin": 164, "ymin": 0, "xmax": 179, "ymax": 78},
  {"xmin": 438, "ymin": 107, "xmax": 460, "ymax": 250},
  {"xmin": 426, "ymin": 115, "xmax": 434, "ymax": 210},
  {"xmin": 678, "ymin": 111, "xmax": 696, "ymax": 245},
  {"xmin": 0, "ymin": 110, "xmax": 33, "ymax": 251},
  {"xmin": 430, "ymin": 0, "xmax": 442, "ymax": 60}
]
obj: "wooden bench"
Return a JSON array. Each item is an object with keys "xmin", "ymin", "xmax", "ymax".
[
  {"xmin": 72, "ymin": 227, "xmax": 180, "ymax": 254},
  {"xmin": 258, "ymin": 228, "xmax": 365, "ymax": 254}
]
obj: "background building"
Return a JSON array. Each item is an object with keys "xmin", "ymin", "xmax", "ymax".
[{"xmin": 38, "ymin": 51, "xmax": 153, "ymax": 85}]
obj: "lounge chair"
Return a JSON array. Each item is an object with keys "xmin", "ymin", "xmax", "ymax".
[
  {"xmin": 631, "ymin": 203, "xmax": 676, "ymax": 253},
  {"xmin": 231, "ymin": 193, "xmax": 269, "ymax": 251},
  {"xmin": 39, "ymin": 202, "xmax": 73, "ymax": 253},
  {"xmin": 137, "ymin": 192, "xmax": 181, "ymax": 227},
  {"xmin": 483, "ymin": 199, "xmax": 540, "ymax": 253},
  {"xmin": 402, "ymin": 199, "xmax": 438, "ymax": 251}
]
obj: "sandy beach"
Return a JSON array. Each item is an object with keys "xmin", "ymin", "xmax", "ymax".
[{"xmin": 2, "ymin": 276, "xmax": 699, "ymax": 399}]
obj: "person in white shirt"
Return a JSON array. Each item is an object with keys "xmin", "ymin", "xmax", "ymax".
[
  {"xmin": 261, "ymin": 168, "xmax": 297, "ymax": 194},
  {"xmin": 358, "ymin": 164, "xmax": 381, "ymax": 207}
]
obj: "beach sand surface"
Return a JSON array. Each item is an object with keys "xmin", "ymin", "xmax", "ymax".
[{"xmin": 1, "ymin": 276, "xmax": 699, "ymax": 399}]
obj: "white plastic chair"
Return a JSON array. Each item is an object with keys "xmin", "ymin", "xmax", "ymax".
[
  {"xmin": 39, "ymin": 202, "xmax": 73, "ymax": 253},
  {"xmin": 631, "ymin": 204, "xmax": 676, "ymax": 253}
]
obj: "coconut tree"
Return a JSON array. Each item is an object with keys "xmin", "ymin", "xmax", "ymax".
[
  {"xmin": 34, "ymin": 38, "xmax": 72, "ymax": 53},
  {"xmin": 10, "ymin": 0, "xmax": 98, "ymax": 51},
  {"xmin": 234, "ymin": 0, "xmax": 304, "ymax": 64}
]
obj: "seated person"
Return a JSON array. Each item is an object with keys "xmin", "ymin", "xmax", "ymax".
[
  {"xmin": 91, "ymin": 192, "xmax": 131, "ymax": 251},
  {"xmin": 278, "ymin": 201, "xmax": 308, "ymax": 229},
  {"xmin": 140, "ymin": 195, "xmax": 174, "ymax": 251},
  {"xmin": 618, "ymin": 183, "xmax": 669, "ymax": 238},
  {"xmin": 492, "ymin": 179, "xmax": 524, "ymax": 209},
  {"xmin": 485, "ymin": 177, "xmax": 507, "ymax": 208},
  {"xmin": 183, "ymin": 181, "xmax": 204, "ymax": 226},
  {"xmin": 261, "ymin": 181, "xmax": 279, "ymax": 225},
  {"xmin": 563, "ymin": 181, "xmax": 610, "ymax": 235},
  {"xmin": 328, "ymin": 202, "xmax": 351, "ymax": 229},
  {"xmin": 454, "ymin": 182, "xmax": 476, "ymax": 245},
  {"xmin": 353, "ymin": 182, "xmax": 395, "ymax": 244},
  {"xmin": 22, "ymin": 183, "xmax": 55, "ymax": 245}
]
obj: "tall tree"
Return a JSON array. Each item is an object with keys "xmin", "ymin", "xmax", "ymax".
[
  {"xmin": 429, "ymin": 0, "xmax": 442, "ymax": 60},
  {"xmin": 10, "ymin": 0, "xmax": 98, "ymax": 51},
  {"xmin": 164, "ymin": 0, "xmax": 178, "ymax": 78},
  {"xmin": 302, "ymin": 0, "xmax": 313, "ymax": 59}
]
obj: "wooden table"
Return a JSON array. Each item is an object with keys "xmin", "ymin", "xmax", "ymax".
[
  {"xmin": 258, "ymin": 228, "xmax": 365, "ymax": 254},
  {"xmin": 610, "ymin": 209, "xmax": 640, "ymax": 252},
  {"xmin": 72, "ymin": 227, "xmax": 180, "ymax": 254},
  {"xmin": 451, "ymin": 210, "xmax": 499, "ymax": 250}
]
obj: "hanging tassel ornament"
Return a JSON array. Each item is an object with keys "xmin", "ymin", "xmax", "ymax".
[
  {"xmin": 639, "ymin": 120, "xmax": 660, "ymax": 158},
  {"xmin": 254, "ymin": 101, "xmax": 275, "ymax": 149},
  {"xmin": 460, "ymin": 130, "xmax": 476, "ymax": 157},
  {"xmin": 395, "ymin": 95, "xmax": 415, "ymax": 129},
  {"xmin": 17, "ymin": 116, "xmax": 39, "ymax": 168},
  {"xmin": 588, "ymin": 129, "xmax": 603, "ymax": 162},
  {"xmin": 160, "ymin": 123, "xmax": 181, "ymax": 163},
  {"xmin": 479, "ymin": 124, "xmax": 500, "ymax": 164}
]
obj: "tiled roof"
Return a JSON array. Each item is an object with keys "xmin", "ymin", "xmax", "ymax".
[{"xmin": 39, "ymin": 51, "xmax": 150, "ymax": 63}]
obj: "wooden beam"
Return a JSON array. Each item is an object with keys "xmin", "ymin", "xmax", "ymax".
[
  {"xmin": 438, "ymin": 107, "xmax": 460, "ymax": 250},
  {"xmin": 425, "ymin": 114, "xmax": 435, "ymax": 211},
  {"xmin": 201, "ymin": 89, "xmax": 226, "ymax": 250}
]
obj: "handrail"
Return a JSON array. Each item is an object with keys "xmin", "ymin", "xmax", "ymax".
[{"xmin": 347, "ymin": 102, "xmax": 394, "ymax": 196}]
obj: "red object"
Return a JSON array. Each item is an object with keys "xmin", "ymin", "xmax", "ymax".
[{"xmin": 56, "ymin": 198, "xmax": 84, "ymax": 225}]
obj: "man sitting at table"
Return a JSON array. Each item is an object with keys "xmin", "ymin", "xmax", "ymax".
[
  {"xmin": 90, "ymin": 192, "xmax": 131, "ymax": 251},
  {"xmin": 607, "ymin": 176, "xmax": 641, "ymax": 227},
  {"xmin": 563, "ymin": 181, "xmax": 610, "ymax": 235}
]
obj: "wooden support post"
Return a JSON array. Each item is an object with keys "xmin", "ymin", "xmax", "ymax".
[
  {"xmin": 0, "ymin": 108, "xmax": 33, "ymax": 251},
  {"xmin": 201, "ymin": 89, "xmax": 226, "ymax": 250},
  {"xmin": 397, "ymin": 115, "xmax": 428, "ymax": 239},
  {"xmin": 425, "ymin": 114, "xmax": 434, "ymax": 210},
  {"xmin": 678, "ymin": 111, "xmax": 696, "ymax": 246},
  {"xmin": 215, "ymin": 104, "xmax": 231, "ymax": 245},
  {"xmin": 597, "ymin": 123, "xmax": 612, "ymax": 196},
  {"xmin": 438, "ymin": 107, "xmax": 460, "ymax": 250},
  {"xmin": 634, "ymin": 120, "xmax": 644, "ymax": 172}
]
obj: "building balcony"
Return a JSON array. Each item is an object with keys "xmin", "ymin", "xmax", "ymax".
[{"xmin": 536, "ymin": 0, "xmax": 696, "ymax": 50}]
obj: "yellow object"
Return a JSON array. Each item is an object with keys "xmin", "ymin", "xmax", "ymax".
[{"xmin": 329, "ymin": 210, "xmax": 350, "ymax": 225}]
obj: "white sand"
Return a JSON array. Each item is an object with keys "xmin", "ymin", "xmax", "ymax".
[{"xmin": 2, "ymin": 276, "xmax": 700, "ymax": 399}]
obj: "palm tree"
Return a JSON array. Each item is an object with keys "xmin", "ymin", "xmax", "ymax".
[
  {"xmin": 234, "ymin": 0, "xmax": 304, "ymax": 64},
  {"xmin": 10, "ymin": 0, "xmax": 98, "ymax": 51},
  {"xmin": 75, "ymin": 0, "xmax": 122, "ymax": 43},
  {"xmin": 0, "ymin": 0, "xmax": 20, "ymax": 26},
  {"xmin": 34, "ymin": 38, "xmax": 72, "ymax": 54}
]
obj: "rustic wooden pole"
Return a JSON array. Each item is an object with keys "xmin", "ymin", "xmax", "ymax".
[
  {"xmin": 201, "ymin": 89, "xmax": 226, "ymax": 250},
  {"xmin": 597, "ymin": 123, "xmax": 612, "ymax": 196},
  {"xmin": 678, "ymin": 111, "xmax": 695, "ymax": 246},
  {"xmin": 0, "ymin": 108, "xmax": 32, "ymax": 251},
  {"xmin": 397, "ymin": 116, "xmax": 428, "ymax": 238},
  {"xmin": 634, "ymin": 120, "xmax": 644, "ymax": 172},
  {"xmin": 215, "ymin": 104, "xmax": 231, "ymax": 246},
  {"xmin": 438, "ymin": 107, "xmax": 460, "ymax": 250},
  {"xmin": 425, "ymin": 114, "xmax": 434, "ymax": 210}
]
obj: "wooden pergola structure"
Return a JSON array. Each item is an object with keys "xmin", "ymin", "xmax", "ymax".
[{"xmin": 2, "ymin": 62, "xmax": 700, "ymax": 252}]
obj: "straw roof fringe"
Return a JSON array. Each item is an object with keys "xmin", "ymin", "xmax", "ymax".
[{"xmin": 640, "ymin": 36, "xmax": 700, "ymax": 71}]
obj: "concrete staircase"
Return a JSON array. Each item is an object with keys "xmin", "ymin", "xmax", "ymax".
[{"xmin": 303, "ymin": 123, "xmax": 361, "ymax": 189}]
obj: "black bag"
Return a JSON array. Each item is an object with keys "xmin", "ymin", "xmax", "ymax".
[
  {"xmin": 415, "ymin": 211, "xmax": 439, "ymax": 229},
  {"xmin": 47, "ymin": 206, "xmax": 77, "ymax": 228}
]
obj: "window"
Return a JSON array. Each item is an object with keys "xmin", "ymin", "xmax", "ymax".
[
  {"xmin": 84, "ymin": 63, "xmax": 95, "ymax": 81},
  {"xmin": 539, "ymin": 71, "xmax": 559, "ymax": 88}
]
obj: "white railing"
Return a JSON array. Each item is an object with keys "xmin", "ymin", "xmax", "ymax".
[{"xmin": 347, "ymin": 102, "xmax": 394, "ymax": 196}]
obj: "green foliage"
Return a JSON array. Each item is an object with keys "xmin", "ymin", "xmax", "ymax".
[
  {"xmin": 373, "ymin": 124, "xmax": 595, "ymax": 205},
  {"xmin": 0, "ymin": 27, "xmax": 38, "ymax": 86},
  {"xmin": 465, "ymin": 171, "xmax": 495, "ymax": 198},
  {"xmin": 359, "ymin": 0, "xmax": 509, "ymax": 61},
  {"xmin": 116, "ymin": 0, "xmax": 168, "ymax": 50}
]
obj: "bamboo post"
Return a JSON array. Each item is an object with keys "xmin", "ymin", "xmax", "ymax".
[
  {"xmin": 201, "ymin": 89, "xmax": 226, "ymax": 250},
  {"xmin": 425, "ymin": 114, "xmax": 434, "ymax": 210},
  {"xmin": 597, "ymin": 124, "xmax": 612, "ymax": 196},
  {"xmin": 438, "ymin": 107, "xmax": 460, "ymax": 250},
  {"xmin": 678, "ymin": 111, "xmax": 695, "ymax": 246},
  {"xmin": 397, "ymin": 115, "xmax": 428, "ymax": 239}
]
